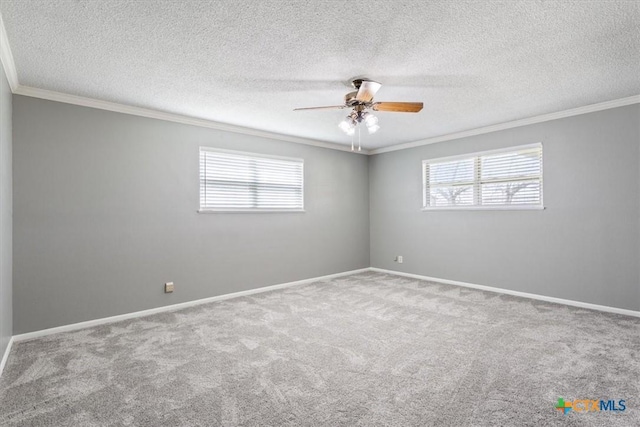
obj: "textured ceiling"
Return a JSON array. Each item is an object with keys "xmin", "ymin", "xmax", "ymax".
[{"xmin": 1, "ymin": 1, "xmax": 639, "ymax": 150}]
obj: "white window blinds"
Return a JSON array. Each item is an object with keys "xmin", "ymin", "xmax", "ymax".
[
  {"xmin": 423, "ymin": 143, "xmax": 543, "ymax": 209},
  {"xmin": 199, "ymin": 148, "xmax": 304, "ymax": 212}
]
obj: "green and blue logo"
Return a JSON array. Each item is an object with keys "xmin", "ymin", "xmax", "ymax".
[{"xmin": 555, "ymin": 397, "xmax": 626, "ymax": 414}]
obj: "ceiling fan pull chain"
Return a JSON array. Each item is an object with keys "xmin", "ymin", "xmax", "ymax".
[{"xmin": 358, "ymin": 126, "xmax": 362, "ymax": 151}]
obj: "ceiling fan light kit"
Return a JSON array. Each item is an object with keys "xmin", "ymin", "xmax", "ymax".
[
  {"xmin": 294, "ymin": 78, "xmax": 423, "ymax": 151},
  {"xmin": 339, "ymin": 110, "xmax": 379, "ymax": 135}
]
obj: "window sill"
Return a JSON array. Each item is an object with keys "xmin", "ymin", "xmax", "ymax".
[
  {"xmin": 198, "ymin": 209, "xmax": 306, "ymax": 213},
  {"xmin": 422, "ymin": 205, "xmax": 545, "ymax": 211}
]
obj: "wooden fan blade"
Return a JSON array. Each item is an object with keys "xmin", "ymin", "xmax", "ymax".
[
  {"xmin": 293, "ymin": 105, "xmax": 347, "ymax": 111},
  {"xmin": 355, "ymin": 80, "xmax": 382, "ymax": 102},
  {"xmin": 372, "ymin": 102, "xmax": 423, "ymax": 112}
]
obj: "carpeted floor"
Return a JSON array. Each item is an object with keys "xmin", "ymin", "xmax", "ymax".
[{"xmin": 1, "ymin": 271, "xmax": 638, "ymax": 426}]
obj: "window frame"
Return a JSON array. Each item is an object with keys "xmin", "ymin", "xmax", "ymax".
[
  {"xmin": 422, "ymin": 143, "xmax": 544, "ymax": 211},
  {"xmin": 198, "ymin": 147, "xmax": 305, "ymax": 213}
]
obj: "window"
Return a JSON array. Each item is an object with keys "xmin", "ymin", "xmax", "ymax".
[
  {"xmin": 423, "ymin": 143, "xmax": 543, "ymax": 210},
  {"xmin": 199, "ymin": 148, "xmax": 304, "ymax": 212}
]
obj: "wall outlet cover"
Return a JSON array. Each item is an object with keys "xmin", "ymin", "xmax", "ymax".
[{"xmin": 164, "ymin": 282, "xmax": 174, "ymax": 293}]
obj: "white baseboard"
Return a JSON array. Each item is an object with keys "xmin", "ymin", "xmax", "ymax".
[
  {"xmin": 371, "ymin": 267, "xmax": 640, "ymax": 318},
  {"xmin": 12, "ymin": 268, "xmax": 370, "ymax": 343},
  {"xmin": 0, "ymin": 336, "xmax": 14, "ymax": 377},
  {"xmin": 6, "ymin": 266, "xmax": 638, "ymax": 377}
]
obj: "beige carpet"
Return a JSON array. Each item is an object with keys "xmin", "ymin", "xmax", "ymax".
[{"xmin": 1, "ymin": 271, "xmax": 638, "ymax": 426}]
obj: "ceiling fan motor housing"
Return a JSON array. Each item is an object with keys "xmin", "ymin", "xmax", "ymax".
[
  {"xmin": 345, "ymin": 79, "xmax": 372, "ymax": 106},
  {"xmin": 344, "ymin": 91, "xmax": 361, "ymax": 107}
]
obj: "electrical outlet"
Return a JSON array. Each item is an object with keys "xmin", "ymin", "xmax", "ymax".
[
  {"xmin": 395, "ymin": 256, "xmax": 404, "ymax": 264},
  {"xmin": 164, "ymin": 282, "xmax": 174, "ymax": 293}
]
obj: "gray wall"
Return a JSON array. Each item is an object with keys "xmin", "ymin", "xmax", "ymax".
[
  {"xmin": 10, "ymin": 95, "xmax": 640, "ymax": 334},
  {"xmin": 0, "ymin": 68, "xmax": 11, "ymax": 356},
  {"xmin": 13, "ymin": 96, "xmax": 370, "ymax": 334},
  {"xmin": 370, "ymin": 105, "xmax": 640, "ymax": 311}
]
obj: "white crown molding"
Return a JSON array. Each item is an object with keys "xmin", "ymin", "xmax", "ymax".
[
  {"xmin": 13, "ymin": 85, "xmax": 368, "ymax": 154},
  {"xmin": 371, "ymin": 268, "xmax": 640, "ymax": 318},
  {"xmin": 0, "ymin": 336, "xmax": 13, "ymax": 378},
  {"xmin": 11, "ymin": 268, "xmax": 370, "ymax": 343},
  {"xmin": 15, "ymin": 84, "xmax": 638, "ymax": 157},
  {"xmin": 370, "ymin": 95, "xmax": 640, "ymax": 155},
  {"xmin": 0, "ymin": 13, "xmax": 18, "ymax": 91}
]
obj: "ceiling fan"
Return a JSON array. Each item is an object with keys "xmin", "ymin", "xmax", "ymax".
[{"xmin": 294, "ymin": 78, "xmax": 423, "ymax": 151}]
